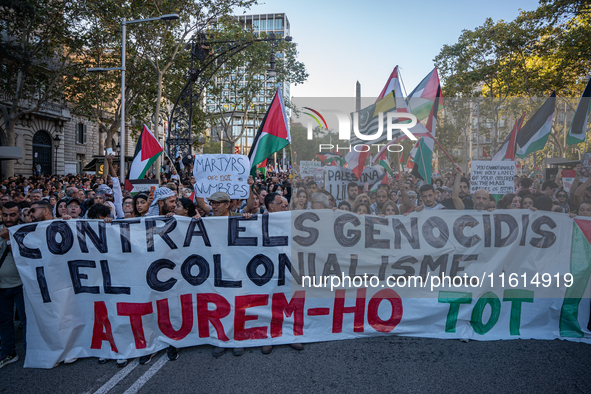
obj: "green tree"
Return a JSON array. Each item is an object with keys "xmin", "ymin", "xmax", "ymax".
[
  {"xmin": 203, "ymin": 17, "xmax": 308, "ymax": 153},
  {"xmin": 0, "ymin": 0, "xmax": 87, "ymax": 177}
]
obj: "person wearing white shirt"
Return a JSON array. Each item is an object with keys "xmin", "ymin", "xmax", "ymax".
[{"xmin": 416, "ymin": 184, "xmax": 445, "ymax": 211}]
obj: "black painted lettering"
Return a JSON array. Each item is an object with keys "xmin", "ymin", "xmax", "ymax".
[{"xmin": 68, "ymin": 260, "xmax": 99, "ymax": 294}]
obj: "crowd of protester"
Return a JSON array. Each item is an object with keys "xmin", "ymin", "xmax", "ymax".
[{"xmin": 1, "ymin": 156, "xmax": 591, "ymax": 369}]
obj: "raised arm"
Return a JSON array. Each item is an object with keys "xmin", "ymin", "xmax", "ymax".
[
  {"xmin": 106, "ymin": 154, "xmax": 125, "ymax": 219},
  {"xmin": 574, "ymin": 173, "xmax": 591, "ymax": 209},
  {"xmin": 244, "ymin": 176, "xmax": 256, "ymax": 214},
  {"xmin": 570, "ymin": 164, "xmax": 582, "ymax": 207}
]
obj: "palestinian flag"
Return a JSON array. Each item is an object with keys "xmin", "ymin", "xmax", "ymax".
[
  {"xmin": 376, "ymin": 66, "xmax": 408, "ymax": 109},
  {"xmin": 125, "ymin": 125, "xmax": 163, "ymax": 191},
  {"xmin": 248, "ymin": 88, "xmax": 290, "ymax": 177},
  {"xmin": 345, "ymin": 145, "xmax": 370, "ymax": 179},
  {"xmin": 373, "ymin": 150, "xmax": 395, "ymax": 179},
  {"xmin": 370, "ymin": 171, "xmax": 388, "ymax": 192},
  {"xmin": 410, "ymin": 86, "xmax": 441, "ymax": 184},
  {"xmin": 316, "ymin": 151, "xmax": 345, "ymax": 166},
  {"xmin": 560, "ymin": 219, "xmax": 591, "ymax": 337},
  {"xmin": 567, "ymin": 79, "xmax": 591, "ymax": 145},
  {"xmin": 492, "ymin": 112, "xmax": 526, "ymax": 161},
  {"xmin": 516, "ymin": 92, "xmax": 556, "ymax": 158},
  {"xmin": 257, "ymin": 159, "xmax": 267, "ymax": 177},
  {"xmin": 406, "ymin": 67, "xmax": 444, "ymax": 121}
]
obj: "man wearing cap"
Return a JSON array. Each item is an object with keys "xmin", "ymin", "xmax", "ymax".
[
  {"xmin": 66, "ymin": 198, "xmax": 82, "ymax": 219},
  {"xmin": 209, "ymin": 192, "xmax": 242, "ymax": 217}
]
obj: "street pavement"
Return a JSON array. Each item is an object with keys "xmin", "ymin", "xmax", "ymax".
[{"xmin": 3, "ymin": 326, "xmax": 591, "ymax": 394}]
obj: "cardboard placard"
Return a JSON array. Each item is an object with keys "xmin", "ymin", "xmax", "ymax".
[
  {"xmin": 193, "ymin": 154, "xmax": 250, "ymax": 199},
  {"xmin": 470, "ymin": 161, "xmax": 515, "ymax": 194}
]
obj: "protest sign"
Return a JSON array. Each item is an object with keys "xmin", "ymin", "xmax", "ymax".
[
  {"xmin": 300, "ymin": 161, "xmax": 321, "ymax": 178},
  {"xmin": 562, "ymin": 170, "xmax": 576, "ymax": 192},
  {"xmin": 193, "ymin": 154, "xmax": 249, "ymax": 199},
  {"xmin": 325, "ymin": 166, "xmax": 385, "ymax": 201},
  {"xmin": 470, "ymin": 161, "xmax": 515, "ymax": 194},
  {"xmin": 313, "ymin": 167, "xmax": 325, "ymax": 188},
  {"xmin": 128, "ymin": 179, "xmax": 159, "ymax": 195},
  {"xmin": 9, "ymin": 212, "xmax": 591, "ymax": 369}
]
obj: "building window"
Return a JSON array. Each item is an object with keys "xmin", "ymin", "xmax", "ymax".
[
  {"xmin": 275, "ymin": 18, "xmax": 283, "ymax": 29},
  {"xmin": 76, "ymin": 123, "xmax": 87, "ymax": 144}
]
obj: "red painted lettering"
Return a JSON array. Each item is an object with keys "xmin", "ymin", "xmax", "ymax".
[
  {"xmin": 234, "ymin": 294, "xmax": 269, "ymax": 341},
  {"xmin": 90, "ymin": 301, "xmax": 118, "ymax": 352},
  {"xmin": 197, "ymin": 293, "xmax": 231, "ymax": 341},
  {"xmin": 157, "ymin": 294, "xmax": 194, "ymax": 340},
  {"xmin": 367, "ymin": 289, "xmax": 403, "ymax": 332},
  {"xmin": 333, "ymin": 288, "xmax": 366, "ymax": 333},
  {"xmin": 117, "ymin": 302, "xmax": 153, "ymax": 349},
  {"xmin": 271, "ymin": 291, "xmax": 305, "ymax": 338}
]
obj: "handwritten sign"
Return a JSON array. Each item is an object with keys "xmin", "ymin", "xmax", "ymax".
[
  {"xmin": 324, "ymin": 166, "xmax": 384, "ymax": 201},
  {"xmin": 313, "ymin": 167, "xmax": 325, "ymax": 188},
  {"xmin": 470, "ymin": 161, "xmax": 515, "ymax": 194},
  {"xmin": 300, "ymin": 161, "xmax": 321, "ymax": 178},
  {"xmin": 193, "ymin": 154, "xmax": 249, "ymax": 199}
]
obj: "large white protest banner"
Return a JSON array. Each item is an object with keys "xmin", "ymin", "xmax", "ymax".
[
  {"xmin": 300, "ymin": 161, "xmax": 321, "ymax": 178},
  {"xmin": 324, "ymin": 166, "xmax": 385, "ymax": 201},
  {"xmin": 470, "ymin": 161, "xmax": 515, "ymax": 194},
  {"xmin": 8, "ymin": 211, "xmax": 591, "ymax": 369},
  {"xmin": 193, "ymin": 154, "xmax": 250, "ymax": 199}
]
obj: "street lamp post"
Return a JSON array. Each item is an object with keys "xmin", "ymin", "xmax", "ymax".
[
  {"xmin": 167, "ymin": 32, "xmax": 291, "ymax": 160},
  {"xmin": 53, "ymin": 134, "xmax": 61, "ymax": 175},
  {"xmin": 88, "ymin": 14, "xmax": 179, "ymax": 183}
]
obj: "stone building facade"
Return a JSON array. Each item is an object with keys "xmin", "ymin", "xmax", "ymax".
[{"xmin": 0, "ymin": 96, "xmax": 134, "ymax": 178}]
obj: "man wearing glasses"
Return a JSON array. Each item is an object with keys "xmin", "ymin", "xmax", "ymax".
[
  {"xmin": 209, "ymin": 192, "xmax": 242, "ymax": 217},
  {"xmin": 263, "ymin": 192, "xmax": 283, "ymax": 214}
]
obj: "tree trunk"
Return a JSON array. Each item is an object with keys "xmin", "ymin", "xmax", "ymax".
[{"xmin": 4, "ymin": 118, "xmax": 16, "ymax": 178}]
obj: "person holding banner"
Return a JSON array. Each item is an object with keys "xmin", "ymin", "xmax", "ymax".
[
  {"xmin": 135, "ymin": 186, "xmax": 182, "ymax": 365},
  {"xmin": 370, "ymin": 187, "xmax": 391, "ymax": 215},
  {"xmin": 440, "ymin": 166, "xmax": 473, "ymax": 210},
  {"xmin": 553, "ymin": 189, "xmax": 570, "ymax": 214},
  {"xmin": 66, "ymin": 198, "xmax": 82, "ymax": 219},
  {"xmin": 346, "ymin": 182, "xmax": 359, "ymax": 207},
  {"xmin": 0, "ymin": 202, "xmax": 26, "ymax": 369},
  {"xmin": 28, "ymin": 200, "xmax": 54, "ymax": 222},
  {"xmin": 414, "ymin": 184, "xmax": 444, "ymax": 211},
  {"xmin": 497, "ymin": 194, "xmax": 520, "ymax": 209},
  {"xmin": 132, "ymin": 194, "xmax": 151, "ymax": 218},
  {"xmin": 290, "ymin": 188, "xmax": 309, "ymax": 211},
  {"xmin": 261, "ymin": 193, "xmax": 303, "ymax": 355}
]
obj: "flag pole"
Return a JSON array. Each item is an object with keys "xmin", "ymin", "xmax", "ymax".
[{"xmin": 430, "ymin": 134, "xmax": 457, "ymax": 165}]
